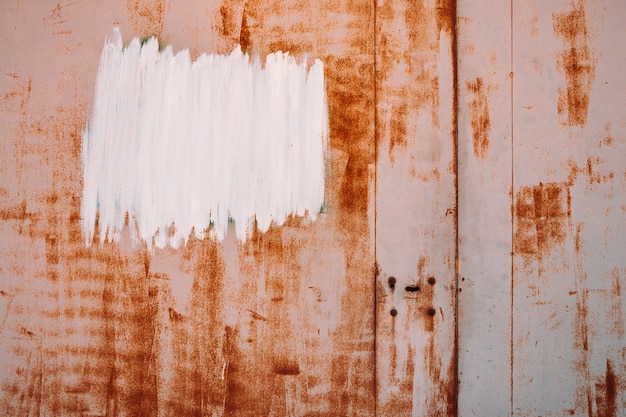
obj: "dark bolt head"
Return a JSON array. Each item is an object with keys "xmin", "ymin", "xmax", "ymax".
[
  {"xmin": 388, "ymin": 276, "xmax": 396, "ymax": 289},
  {"xmin": 390, "ymin": 308, "xmax": 398, "ymax": 317},
  {"xmin": 427, "ymin": 308, "xmax": 436, "ymax": 316},
  {"xmin": 428, "ymin": 277, "xmax": 436, "ymax": 285}
]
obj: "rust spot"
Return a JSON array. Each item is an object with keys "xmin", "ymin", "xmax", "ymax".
[
  {"xmin": 600, "ymin": 125, "xmax": 614, "ymax": 147},
  {"xmin": 605, "ymin": 360, "xmax": 617, "ymax": 417},
  {"xmin": 246, "ymin": 309, "xmax": 268, "ymax": 321},
  {"xmin": 586, "ymin": 156, "xmax": 614, "ymax": 187},
  {"xmin": 514, "ymin": 182, "xmax": 569, "ymax": 264},
  {"xmin": 466, "ymin": 77, "xmax": 490, "ymax": 159},
  {"xmin": 219, "ymin": 2, "xmax": 240, "ymax": 39},
  {"xmin": 553, "ymin": 1, "xmax": 597, "ymax": 127},
  {"xmin": 127, "ymin": 0, "xmax": 167, "ymax": 40},
  {"xmin": 435, "ymin": 0, "xmax": 456, "ymax": 36},
  {"xmin": 272, "ymin": 360, "xmax": 300, "ymax": 376},
  {"xmin": 594, "ymin": 360, "xmax": 618, "ymax": 417},
  {"xmin": 610, "ymin": 269, "xmax": 625, "ymax": 339},
  {"xmin": 238, "ymin": 3, "xmax": 251, "ymax": 52},
  {"xmin": 0, "ymin": 200, "xmax": 29, "ymax": 221},
  {"xmin": 168, "ymin": 307, "xmax": 184, "ymax": 322},
  {"xmin": 45, "ymin": 234, "xmax": 59, "ymax": 265},
  {"xmin": 389, "ymin": 102, "xmax": 407, "ymax": 160}
]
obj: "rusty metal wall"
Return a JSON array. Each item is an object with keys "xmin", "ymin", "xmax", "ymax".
[
  {"xmin": 1, "ymin": 1, "xmax": 378, "ymax": 415},
  {"xmin": 3, "ymin": 0, "xmax": 626, "ymax": 416},
  {"xmin": 458, "ymin": 0, "xmax": 626, "ymax": 416}
]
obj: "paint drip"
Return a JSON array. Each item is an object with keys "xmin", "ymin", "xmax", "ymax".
[{"xmin": 81, "ymin": 28, "xmax": 328, "ymax": 249}]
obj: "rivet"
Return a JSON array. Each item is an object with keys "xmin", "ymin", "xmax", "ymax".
[
  {"xmin": 428, "ymin": 277, "xmax": 436, "ymax": 285},
  {"xmin": 390, "ymin": 308, "xmax": 398, "ymax": 317},
  {"xmin": 388, "ymin": 276, "xmax": 396, "ymax": 289},
  {"xmin": 427, "ymin": 308, "xmax": 436, "ymax": 316}
]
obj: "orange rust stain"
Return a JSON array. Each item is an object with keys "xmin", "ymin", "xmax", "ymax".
[
  {"xmin": 600, "ymin": 125, "xmax": 614, "ymax": 147},
  {"xmin": 466, "ymin": 77, "xmax": 491, "ymax": 159},
  {"xmin": 195, "ymin": 241, "xmax": 228, "ymax": 404},
  {"xmin": 218, "ymin": 1, "xmax": 243, "ymax": 40},
  {"xmin": 238, "ymin": 2, "xmax": 253, "ymax": 52},
  {"xmin": 377, "ymin": 0, "xmax": 447, "ymax": 135},
  {"xmin": 586, "ymin": 156, "xmax": 615, "ymax": 187},
  {"xmin": 127, "ymin": 0, "xmax": 167, "ymax": 39},
  {"xmin": 514, "ymin": 182, "xmax": 570, "ymax": 264},
  {"xmin": 573, "ymin": 223, "xmax": 589, "ymax": 357},
  {"xmin": 388, "ymin": 101, "xmax": 408, "ymax": 160},
  {"xmin": 609, "ymin": 269, "xmax": 625, "ymax": 339},
  {"xmin": 223, "ymin": 223, "xmax": 313, "ymax": 415},
  {"xmin": 272, "ymin": 361, "xmax": 300, "ymax": 376},
  {"xmin": 422, "ymin": 304, "xmax": 456, "ymax": 416},
  {"xmin": 378, "ymin": 342, "xmax": 415, "ymax": 416},
  {"xmin": 223, "ymin": 324, "xmax": 273, "ymax": 416},
  {"xmin": 604, "ymin": 360, "xmax": 617, "ymax": 417},
  {"xmin": 435, "ymin": 0, "xmax": 456, "ymax": 36},
  {"xmin": 593, "ymin": 360, "xmax": 618, "ymax": 417},
  {"xmin": 553, "ymin": 1, "xmax": 596, "ymax": 127}
]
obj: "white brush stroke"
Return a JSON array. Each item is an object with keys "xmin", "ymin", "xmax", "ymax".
[{"xmin": 82, "ymin": 28, "xmax": 328, "ymax": 249}]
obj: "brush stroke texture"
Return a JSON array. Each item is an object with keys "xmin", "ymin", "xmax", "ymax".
[{"xmin": 82, "ymin": 28, "xmax": 328, "ymax": 249}]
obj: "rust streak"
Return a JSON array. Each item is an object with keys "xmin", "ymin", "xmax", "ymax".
[
  {"xmin": 553, "ymin": 1, "xmax": 597, "ymax": 127},
  {"xmin": 605, "ymin": 360, "xmax": 617, "ymax": 417},
  {"xmin": 466, "ymin": 77, "xmax": 491, "ymax": 159},
  {"xmin": 388, "ymin": 102, "xmax": 407, "ymax": 161}
]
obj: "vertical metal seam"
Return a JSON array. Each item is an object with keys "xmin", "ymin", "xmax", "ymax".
[
  {"xmin": 509, "ymin": 0, "xmax": 515, "ymax": 415},
  {"xmin": 372, "ymin": 0, "xmax": 378, "ymax": 414},
  {"xmin": 452, "ymin": 0, "xmax": 460, "ymax": 415}
]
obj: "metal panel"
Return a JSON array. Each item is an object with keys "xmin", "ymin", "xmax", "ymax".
[
  {"xmin": 457, "ymin": 0, "xmax": 626, "ymax": 415},
  {"xmin": 456, "ymin": 0, "xmax": 513, "ymax": 415},
  {"xmin": 512, "ymin": 0, "xmax": 626, "ymax": 415},
  {"xmin": 374, "ymin": 1, "xmax": 457, "ymax": 415},
  {"xmin": 0, "ymin": 1, "xmax": 376, "ymax": 415}
]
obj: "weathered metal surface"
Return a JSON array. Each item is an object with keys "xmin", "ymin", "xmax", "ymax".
[
  {"xmin": 374, "ymin": 0, "xmax": 457, "ymax": 415},
  {"xmin": 456, "ymin": 1, "xmax": 513, "ymax": 415},
  {"xmin": 0, "ymin": 0, "xmax": 376, "ymax": 415},
  {"xmin": 6, "ymin": 0, "xmax": 626, "ymax": 415},
  {"xmin": 512, "ymin": 0, "xmax": 626, "ymax": 414},
  {"xmin": 458, "ymin": 0, "xmax": 626, "ymax": 415}
]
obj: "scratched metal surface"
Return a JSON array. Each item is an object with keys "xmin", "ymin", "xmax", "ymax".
[
  {"xmin": 0, "ymin": 0, "xmax": 378, "ymax": 415},
  {"xmin": 457, "ymin": 0, "xmax": 626, "ymax": 416}
]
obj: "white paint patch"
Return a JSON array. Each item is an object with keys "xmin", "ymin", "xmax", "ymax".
[{"xmin": 82, "ymin": 28, "xmax": 328, "ymax": 249}]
